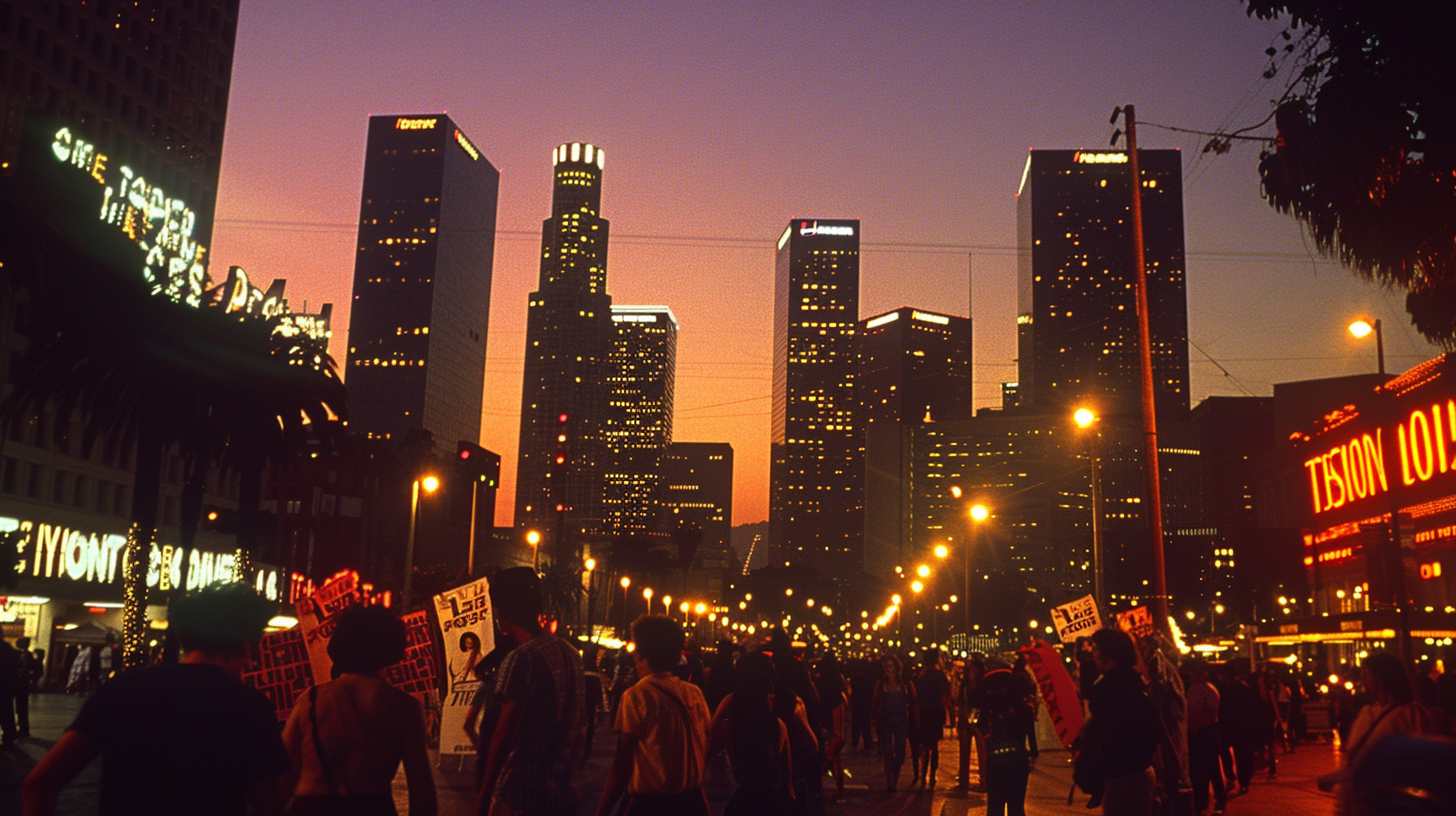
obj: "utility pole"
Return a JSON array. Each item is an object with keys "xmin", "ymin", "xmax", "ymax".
[{"xmin": 1112, "ymin": 104, "xmax": 1170, "ymax": 631}]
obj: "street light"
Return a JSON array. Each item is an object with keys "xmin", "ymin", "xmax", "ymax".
[
  {"xmin": 966, "ymin": 504, "xmax": 990, "ymax": 647},
  {"xmin": 619, "ymin": 576, "xmax": 631, "ymax": 633},
  {"xmin": 1073, "ymin": 406, "xmax": 1105, "ymax": 612},
  {"xmin": 916, "ymin": 564, "xmax": 931, "ymax": 579},
  {"xmin": 934, "ymin": 544, "xmax": 949, "ymax": 559},
  {"xmin": 526, "ymin": 530, "xmax": 542, "ymax": 570},
  {"xmin": 643, "ymin": 587, "xmax": 654, "ymax": 616},
  {"xmin": 663, "ymin": 595, "xmax": 672, "ymax": 616},
  {"xmin": 403, "ymin": 474, "xmax": 440, "ymax": 610},
  {"xmin": 584, "ymin": 558, "xmax": 598, "ymax": 642},
  {"xmin": 1349, "ymin": 318, "xmax": 1385, "ymax": 375}
]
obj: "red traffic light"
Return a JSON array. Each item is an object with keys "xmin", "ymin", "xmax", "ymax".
[
  {"xmin": 558, "ymin": 413, "xmax": 568, "ymax": 423},
  {"xmin": 555, "ymin": 455, "xmax": 566, "ymax": 464},
  {"xmin": 459, "ymin": 449, "xmax": 471, "ymax": 460}
]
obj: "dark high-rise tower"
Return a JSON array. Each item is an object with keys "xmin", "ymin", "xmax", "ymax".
[
  {"xmin": 860, "ymin": 307, "xmax": 972, "ymax": 577},
  {"xmin": 769, "ymin": 218, "xmax": 863, "ymax": 574},
  {"xmin": 344, "ymin": 115, "xmax": 499, "ymax": 450},
  {"xmin": 1016, "ymin": 149, "xmax": 1189, "ymax": 418},
  {"xmin": 603, "ymin": 305, "xmax": 677, "ymax": 536},
  {"xmin": 515, "ymin": 143, "xmax": 614, "ymax": 542}
]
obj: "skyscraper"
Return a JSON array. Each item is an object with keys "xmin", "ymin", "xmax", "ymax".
[
  {"xmin": 603, "ymin": 305, "xmax": 677, "ymax": 536},
  {"xmin": 860, "ymin": 306, "xmax": 971, "ymax": 577},
  {"xmin": 344, "ymin": 114, "xmax": 499, "ymax": 450},
  {"xmin": 515, "ymin": 143, "xmax": 614, "ymax": 543},
  {"xmin": 1016, "ymin": 149, "xmax": 1189, "ymax": 418},
  {"xmin": 770, "ymin": 218, "xmax": 863, "ymax": 575},
  {"xmin": 661, "ymin": 442, "xmax": 733, "ymax": 552}
]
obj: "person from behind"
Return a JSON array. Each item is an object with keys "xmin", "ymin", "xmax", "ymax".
[
  {"xmin": 707, "ymin": 665, "xmax": 793, "ymax": 815},
  {"xmin": 281, "ymin": 604, "xmax": 435, "ymax": 816},
  {"xmin": 812, "ymin": 654, "xmax": 849, "ymax": 801},
  {"xmin": 595, "ymin": 615, "xmax": 712, "ymax": 816},
  {"xmin": 1184, "ymin": 658, "xmax": 1225, "ymax": 816},
  {"xmin": 477, "ymin": 567, "xmax": 586, "ymax": 816},
  {"xmin": 911, "ymin": 648, "xmax": 950, "ymax": 789},
  {"xmin": 874, "ymin": 653, "xmax": 919, "ymax": 792},
  {"xmin": 22, "ymin": 583, "xmax": 289, "ymax": 816},
  {"xmin": 975, "ymin": 658, "xmax": 1037, "ymax": 816}
]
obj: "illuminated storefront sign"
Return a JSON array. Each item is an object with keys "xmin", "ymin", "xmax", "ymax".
[
  {"xmin": 0, "ymin": 515, "xmax": 282, "ymax": 600},
  {"xmin": 395, "ymin": 117, "xmax": 438, "ymax": 130},
  {"xmin": 1421, "ymin": 561, "xmax": 1443, "ymax": 580},
  {"xmin": 454, "ymin": 129, "xmax": 480, "ymax": 161},
  {"xmin": 52, "ymin": 127, "xmax": 208, "ymax": 307},
  {"xmin": 1074, "ymin": 151, "xmax": 1128, "ymax": 164},
  {"xmin": 46, "ymin": 125, "xmax": 333, "ymax": 351},
  {"xmin": 799, "ymin": 221, "xmax": 855, "ymax": 237},
  {"xmin": 1305, "ymin": 397, "xmax": 1456, "ymax": 515},
  {"xmin": 912, "ymin": 310, "xmax": 950, "ymax": 325}
]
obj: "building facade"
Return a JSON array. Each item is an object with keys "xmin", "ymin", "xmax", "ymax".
[
  {"xmin": 515, "ymin": 143, "xmax": 615, "ymax": 545},
  {"xmin": 769, "ymin": 218, "xmax": 863, "ymax": 576},
  {"xmin": 603, "ymin": 305, "xmax": 677, "ymax": 537},
  {"xmin": 662, "ymin": 442, "xmax": 733, "ymax": 551},
  {"xmin": 344, "ymin": 114, "xmax": 499, "ymax": 450},
  {"xmin": 860, "ymin": 306, "xmax": 971, "ymax": 578},
  {"xmin": 1016, "ymin": 149, "xmax": 1190, "ymax": 418}
]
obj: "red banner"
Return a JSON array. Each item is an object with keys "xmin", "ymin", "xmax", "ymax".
[{"xmin": 1018, "ymin": 637, "xmax": 1084, "ymax": 748}]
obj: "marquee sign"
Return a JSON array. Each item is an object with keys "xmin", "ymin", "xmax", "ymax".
[
  {"xmin": 1, "ymin": 514, "xmax": 283, "ymax": 601},
  {"xmin": 44, "ymin": 124, "xmax": 332, "ymax": 349}
]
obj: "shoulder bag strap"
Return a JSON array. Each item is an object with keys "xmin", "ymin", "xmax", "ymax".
[
  {"xmin": 308, "ymin": 684, "xmax": 340, "ymax": 796},
  {"xmin": 1345, "ymin": 702, "xmax": 1403, "ymax": 759},
  {"xmin": 647, "ymin": 679, "xmax": 699, "ymax": 778}
]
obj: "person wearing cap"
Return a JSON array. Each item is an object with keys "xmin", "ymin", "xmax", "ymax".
[
  {"xmin": 22, "ymin": 583, "xmax": 290, "ymax": 816},
  {"xmin": 477, "ymin": 567, "xmax": 587, "ymax": 816}
]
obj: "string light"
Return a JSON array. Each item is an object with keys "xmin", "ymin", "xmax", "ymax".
[{"xmin": 121, "ymin": 522, "xmax": 150, "ymax": 670}]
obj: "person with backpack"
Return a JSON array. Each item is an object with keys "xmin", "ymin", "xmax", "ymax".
[{"xmin": 595, "ymin": 615, "xmax": 712, "ymax": 816}]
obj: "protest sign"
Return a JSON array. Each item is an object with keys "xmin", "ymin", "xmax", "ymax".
[
  {"xmin": 1049, "ymin": 594, "xmax": 1101, "ymax": 643},
  {"xmin": 433, "ymin": 577, "xmax": 494, "ymax": 755},
  {"xmin": 1018, "ymin": 638, "xmax": 1084, "ymax": 747},
  {"xmin": 1117, "ymin": 606, "xmax": 1155, "ymax": 639}
]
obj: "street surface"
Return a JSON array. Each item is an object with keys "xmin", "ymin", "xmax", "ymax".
[{"xmin": 1, "ymin": 692, "xmax": 1339, "ymax": 815}]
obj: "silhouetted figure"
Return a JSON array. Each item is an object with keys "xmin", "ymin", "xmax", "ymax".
[
  {"xmin": 707, "ymin": 665, "xmax": 793, "ymax": 815},
  {"xmin": 22, "ymin": 583, "xmax": 289, "ymax": 816}
]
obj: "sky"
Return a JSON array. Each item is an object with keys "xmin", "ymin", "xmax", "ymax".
[{"xmin": 209, "ymin": 1, "xmax": 1443, "ymax": 527}]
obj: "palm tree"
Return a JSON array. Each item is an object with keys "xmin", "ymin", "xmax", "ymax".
[{"xmin": 1, "ymin": 202, "xmax": 344, "ymax": 669}]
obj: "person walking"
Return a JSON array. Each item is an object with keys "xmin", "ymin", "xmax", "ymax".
[
  {"xmin": 477, "ymin": 567, "xmax": 587, "ymax": 816},
  {"xmin": 707, "ymin": 665, "xmax": 794, "ymax": 815},
  {"xmin": 15, "ymin": 637, "xmax": 39, "ymax": 738},
  {"xmin": 22, "ymin": 583, "xmax": 290, "ymax": 816},
  {"xmin": 873, "ymin": 654, "xmax": 918, "ymax": 792},
  {"xmin": 1076, "ymin": 629, "xmax": 1160, "ymax": 816},
  {"xmin": 850, "ymin": 657, "xmax": 881, "ymax": 753},
  {"xmin": 956, "ymin": 655, "xmax": 988, "ymax": 792},
  {"xmin": 281, "ymin": 605, "xmax": 436, "ymax": 816},
  {"xmin": 1218, "ymin": 663, "xmax": 1257, "ymax": 795},
  {"xmin": 975, "ymin": 659, "xmax": 1037, "ymax": 816},
  {"xmin": 0, "ymin": 638, "xmax": 21, "ymax": 746},
  {"xmin": 595, "ymin": 615, "xmax": 712, "ymax": 816},
  {"xmin": 910, "ymin": 649, "xmax": 950, "ymax": 789},
  {"xmin": 1185, "ymin": 659, "xmax": 1226, "ymax": 816},
  {"xmin": 812, "ymin": 655, "xmax": 849, "ymax": 801}
]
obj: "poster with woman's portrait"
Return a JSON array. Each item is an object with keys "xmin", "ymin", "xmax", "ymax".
[{"xmin": 432, "ymin": 576, "xmax": 494, "ymax": 755}]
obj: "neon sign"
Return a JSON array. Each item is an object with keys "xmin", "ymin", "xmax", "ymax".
[
  {"xmin": 52, "ymin": 127, "xmax": 209, "ymax": 307},
  {"xmin": 1306, "ymin": 397, "xmax": 1456, "ymax": 515},
  {"xmin": 0, "ymin": 515, "xmax": 282, "ymax": 600},
  {"xmin": 454, "ymin": 129, "xmax": 480, "ymax": 161},
  {"xmin": 395, "ymin": 117, "xmax": 438, "ymax": 130},
  {"xmin": 1074, "ymin": 151, "xmax": 1128, "ymax": 164},
  {"xmin": 799, "ymin": 221, "xmax": 855, "ymax": 237},
  {"xmin": 1420, "ymin": 561, "xmax": 1443, "ymax": 580}
]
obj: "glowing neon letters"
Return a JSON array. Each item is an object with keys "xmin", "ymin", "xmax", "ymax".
[
  {"xmin": 799, "ymin": 221, "xmax": 855, "ymax": 237},
  {"xmin": 52, "ymin": 127, "xmax": 209, "ymax": 307},
  {"xmin": 395, "ymin": 117, "xmax": 438, "ymax": 130},
  {"xmin": 1306, "ymin": 398, "xmax": 1456, "ymax": 514}
]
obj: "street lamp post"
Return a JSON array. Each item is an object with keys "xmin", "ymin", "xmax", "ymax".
[
  {"xmin": 1349, "ymin": 318, "xmax": 1385, "ymax": 375},
  {"xmin": 403, "ymin": 475, "xmax": 440, "ymax": 611},
  {"xmin": 1074, "ymin": 407, "xmax": 1105, "ymax": 612},
  {"xmin": 584, "ymin": 558, "xmax": 597, "ymax": 642},
  {"xmin": 968, "ymin": 504, "xmax": 989, "ymax": 646},
  {"xmin": 619, "ymin": 576, "xmax": 631, "ymax": 634},
  {"xmin": 643, "ymin": 587, "xmax": 654, "ymax": 617},
  {"xmin": 526, "ymin": 530, "xmax": 542, "ymax": 571}
]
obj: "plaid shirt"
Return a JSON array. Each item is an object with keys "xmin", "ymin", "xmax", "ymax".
[{"xmin": 492, "ymin": 634, "xmax": 586, "ymax": 812}]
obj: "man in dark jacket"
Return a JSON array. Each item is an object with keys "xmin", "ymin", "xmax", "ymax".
[{"xmin": 1080, "ymin": 629, "xmax": 1160, "ymax": 816}]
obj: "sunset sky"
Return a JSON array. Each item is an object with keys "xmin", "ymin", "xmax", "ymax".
[{"xmin": 209, "ymin": 1, "xmax": 1442, "ymax": 526}]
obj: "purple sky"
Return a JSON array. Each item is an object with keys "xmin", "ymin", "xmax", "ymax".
[{"xmin": 210, "ymin": 1, "xmax": 1440, "ymax": 526}]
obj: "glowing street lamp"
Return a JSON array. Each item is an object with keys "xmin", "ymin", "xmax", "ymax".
[
  {"xmin": 1349, "ymin": 318, "xmax": 1385, "ymax": 375},
  {"xmin": 916, "ymin": 564, "xmax": 931, "ymax": 579},
  {"xmin": 970, "ymin": 504, "xmax": 989, "ymax": 523},
  {"xmin": 403, "ymin": 474, "xmax": 440, "ymax": 610},
  {"xmin": 934, "ymin": 544, "xmax": 949, "ymax": 559},
  {"xmin": 1073, "ymin": 405, "xmax": 1105, "ymax": 611},
  {"xmin": 526, "ymin": 529, "xmax": 542, "ymax": 570},
  {"xmin": 663, "ymin": 595, "xmax": 673, "ymax": 616},
  {"xmin": 643, "ymin": 587, "xmax": 654, "ymax": 616},
  {"xmin": 911, "ymin": 580, "xmax": 924, "ymax": 594}
]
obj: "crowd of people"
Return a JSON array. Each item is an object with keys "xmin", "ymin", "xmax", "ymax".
[{"xmin": 11, "ymin": 575, "xmax": 1456, "ymax": 816}]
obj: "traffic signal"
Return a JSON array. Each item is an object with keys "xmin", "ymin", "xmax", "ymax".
[{"xmin": 456, "ymin": 441, "xmax": 501, "ymax": 487}]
